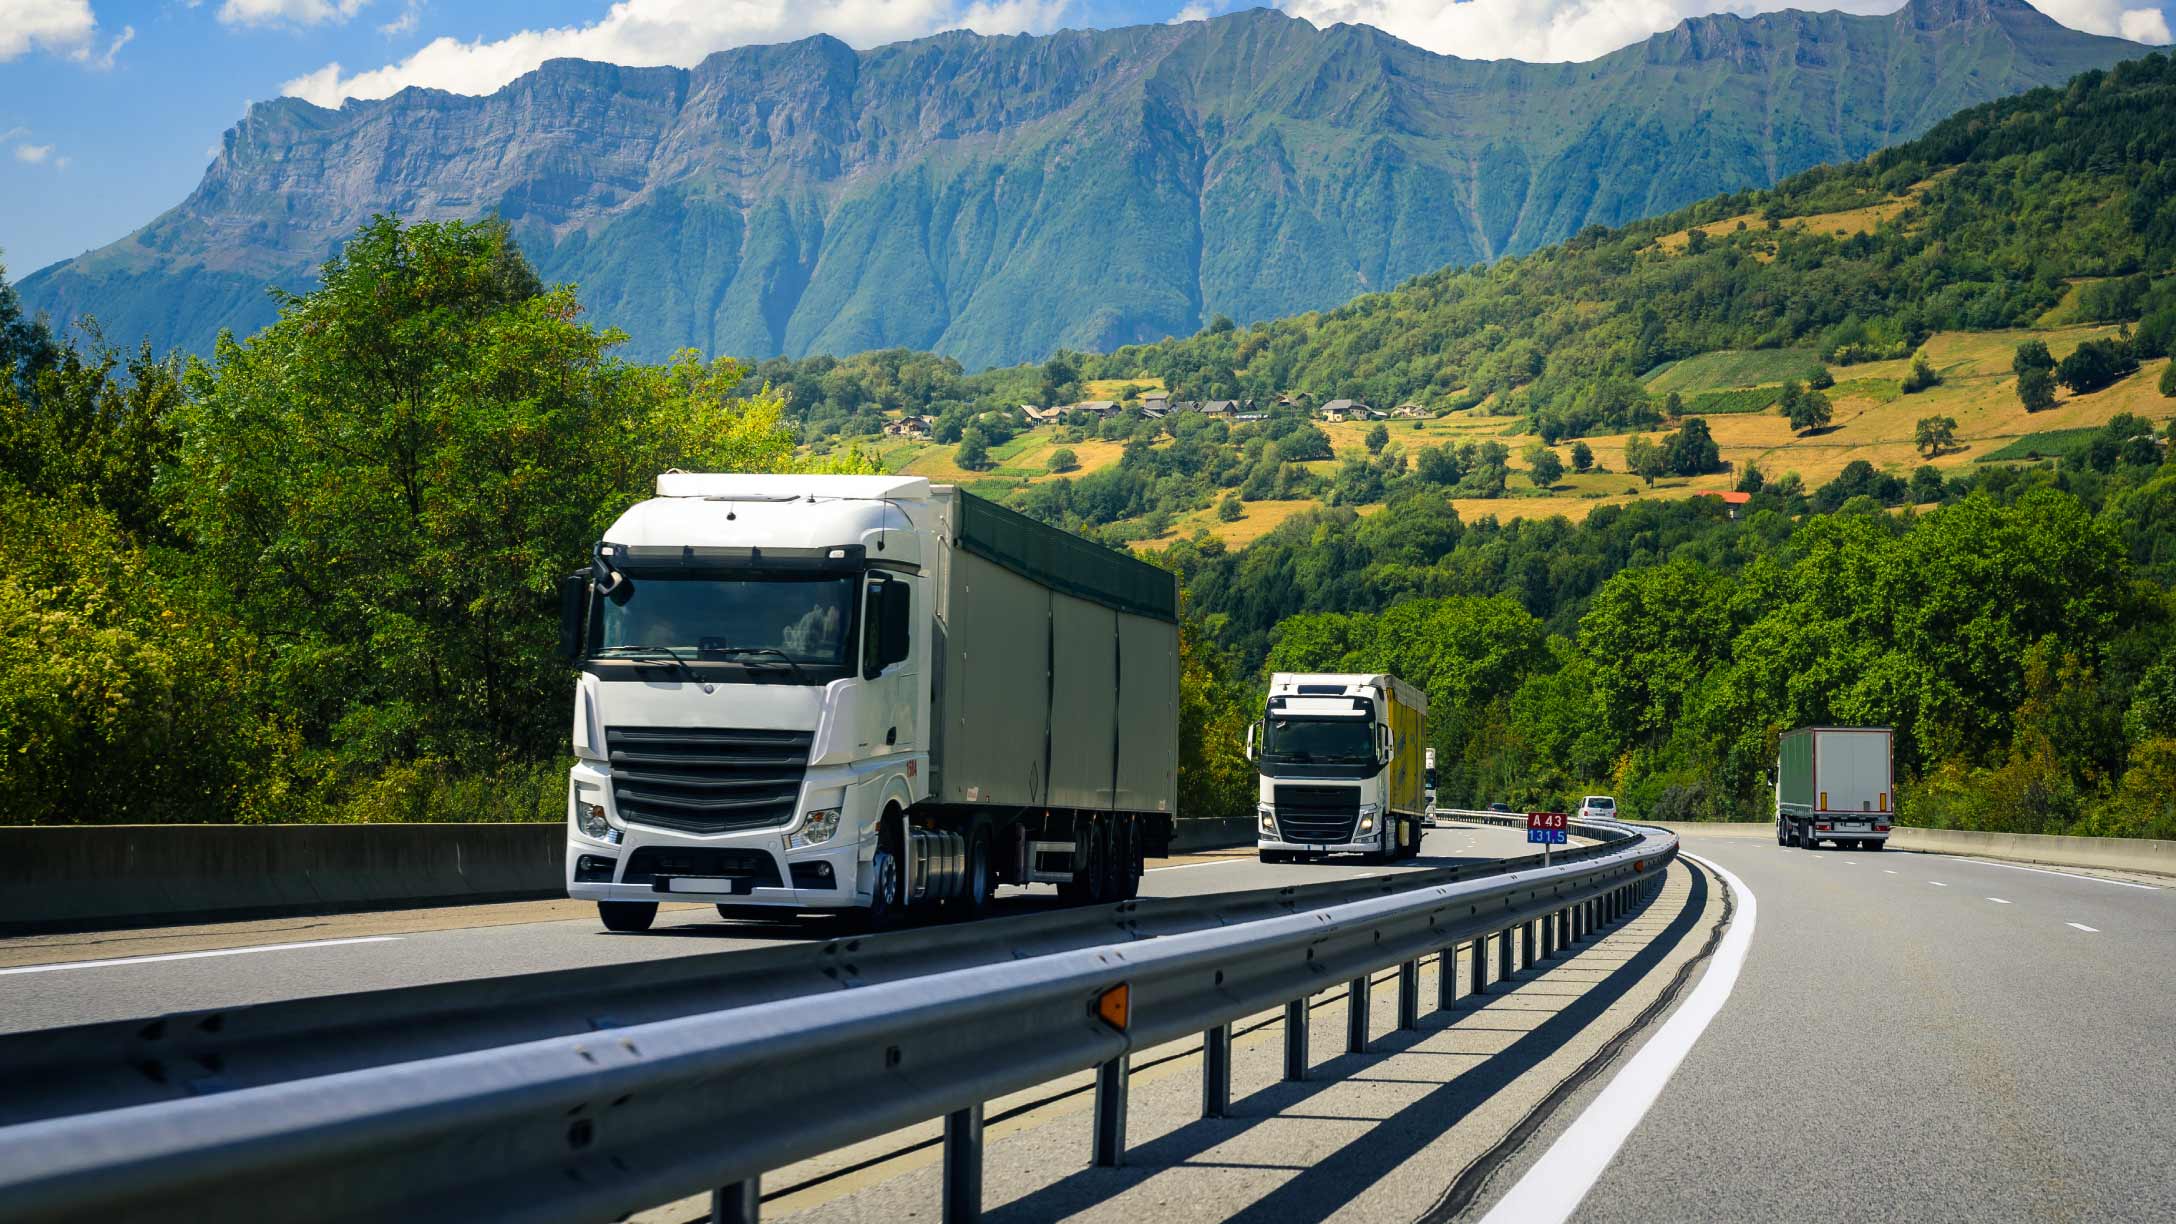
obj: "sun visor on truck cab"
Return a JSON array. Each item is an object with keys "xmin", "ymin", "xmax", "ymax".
[{"xmin": 954, "ymin": 492, "xmax": 1177, "ymax": 623}]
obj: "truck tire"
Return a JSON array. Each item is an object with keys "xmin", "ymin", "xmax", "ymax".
[
  {"xmin": 1110, "ymin": 818, "xmax": 1140, "ymax": 901},
  {"xmin": 1776, "ymin": 821, "xmax": 1787, "ymax": 846},
  {"xmin": 598, "ymin": 901, "xmax": 657, "ymax": 932},
  {"xmin": 850, "ymin": 846, "xmax": 905, "ymax": 932},
  {"xmin": 1260, "ymin": 849, "xmax": 1288, "ymax": 864},
  {"xmin": 1059, "ymin": 818, "xmax": 1108, "ymax": 905},
  {"xmin": 947, "ymin": 829, "xmax": 994, "ymax": 920}
]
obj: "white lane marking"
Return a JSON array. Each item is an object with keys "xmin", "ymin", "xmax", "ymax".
[
  {"xmin": 1842, "ymin": 859, "xmax": 1856, "ymax": 864},
  {"xmin": 2068, "ymin": 922, "xmax": 2100, "ymax": 932},
  {"xmin": 1987, "ymin": 897, "xmax": 2010, "ymax": 904},
  {"xmin": 1944, "ymin": 857, "xmax": 2161, "ymax": 892},
  {"xmin": 1477, "ymin": 849, "xmax": 1755, "ymax": 1224},
  {"xmin": 0, "ymin": 936, "xmax": 402, "ymax": 976},
  {"xmin": 1928, "ymin": 881, "xmax": 1948, "ymax": 887},
  {"xmin": 1884, "ymin": 870, "xmax": 1898, "ymax": 875},
  {"xmin": 1146, "ymin": 860, "xmax": 1243, "ymax": 873}
]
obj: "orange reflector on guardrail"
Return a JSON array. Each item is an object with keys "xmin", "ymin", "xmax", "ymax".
[{"xmin": 1096, "ymin": 983, "xmax": 1130, "ymax": 1031}]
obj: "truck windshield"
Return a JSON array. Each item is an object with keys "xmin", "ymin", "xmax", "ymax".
[
  {"xmin": 1262, "ymin": 716, "xmax": 1375, "ymax": 763},
  {"xmin": 591, "ymin": 574, "xmax": 858, "ymax": 669}
]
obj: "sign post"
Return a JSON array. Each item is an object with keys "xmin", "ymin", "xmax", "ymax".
[{"xmin": 1527, "ymin": 810, "xmax": 1568, "ymax": 865}]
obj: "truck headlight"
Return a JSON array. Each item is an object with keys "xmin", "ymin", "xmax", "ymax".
[
  {"xmin": 1258, "ymin": 806, "xmax": 1277, "ymax": 836},
  {"xmin": 1358, "ymin": 803, "xmax": 1380, "ymax": 834},
  {"xmin": 788, "ymin": 808, "xmax": 842, "ymax": 849},
  {"xmin": 579, "ymin": 803, "xmax": 621, "ymax": 845}
]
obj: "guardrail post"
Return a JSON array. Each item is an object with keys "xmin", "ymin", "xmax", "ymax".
[
  {"xmin": 1347, "ymin": 976, "xmax": 1371, "ymax": 1052},
  {"xmin": 1397, "ymin": 960, "xmax": 1419, "ymax": 1029},
  {"xmin": 711, "ymin": 1178, "xmax": 760, "ymax": 1224},
  {"xmin": 1092, "ymin": 1055, "xmax": 1129, "ymax": 1167},
  {"xmin": 1284, "ymin": 997, "xmax": 1309, "ymax": 1080},
  {"xmin": 1496, "ymin": 926, "xmax": 1512, "ymax": 983},
  {"xmin": 1557, "ymin": 907, "xmax": 1570, "ymax": 951},
  {"xmin": 943, "ymin": 1103, "xmax": 983, "ymax": 1224},
  {"xmin": 1437, "ymin": 945, "xmax": 1459, "ymax": 1010},
  {"xmin": 1521, "ymin": 920, "xmax": 1534, "ymax": 969},
  {"xmin": 1202, "ymin": 1023, "xmax": 1231, "ymax": 1119},
  {"xmin": 1471, "ymin": 934, "xmax": 1487, "ymax": 995},
  {"xmin": 1573, "ymin": 901, "xmax": 1585, "ymax": 943}
]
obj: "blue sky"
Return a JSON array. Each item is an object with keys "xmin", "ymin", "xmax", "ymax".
[{"xmin": 3, "ymin": 0, "xmax": 2171, "ymax": 278}]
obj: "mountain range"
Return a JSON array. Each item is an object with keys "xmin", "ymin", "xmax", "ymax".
[{"xmin": 18, "ymin": 0, "xmax": 2152, "ymax": 368}]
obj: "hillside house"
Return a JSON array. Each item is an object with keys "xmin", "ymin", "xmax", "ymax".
[
  {"xmin": 1201, "ymin": 400, "xmax": 1239, "ymax": 418},
  {"xmin": 1020, "ymin": 404, "xmax": 1065, "ymax": 424},
  {"xmin": 883, "ymin": 415, "xmax": 934, "ymax": 438},
  {"xmin": 1319, "ymin": 399, "xmax": 1381, "ymax": 422},
  {"xmin": 1391, "ymin": 403, "xmax": 1431, "ymax": 419},
  {"xmin": 1698, "ymin": 490, "xmax": 1754, "ymax": 520},
  {"xmin": 1069, "ymin": 400, "xmax": 1120, "ymax": 418}
]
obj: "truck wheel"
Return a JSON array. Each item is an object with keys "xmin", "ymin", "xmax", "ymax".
[
  {"xmin": 1776, "ymin": 822, "xmax": 1787, "ymax": 846},
  {"xmin": 1113, "ymin": 819, "xmax": 1141, "ymax": 901},
  {"xmin": 1259, "ymin": 849, "xmax": 1288, "ymax": 864},
  {"xmin": 1059, "ymin": 818, "xmax": 1106, "ymax": 905},
  {"xmin": 948, "ymin": 829, "xmax": 993, "ymax": 919},
  {"xmin": 598, "ymin": 901, "xmax": 657, "ymax": 932},
  {"xmin": 851, "ymin": 846, "xmax": 904, "ymax": 931}
]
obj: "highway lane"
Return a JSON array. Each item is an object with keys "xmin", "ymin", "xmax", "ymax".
[
  {"xmin": 0, "ymin": 821, "xmax": 1540, "ymax": 1035},
  {"xmin": 1565, "ymin": 830, "xmax": 2176, "ymax": 1224}
]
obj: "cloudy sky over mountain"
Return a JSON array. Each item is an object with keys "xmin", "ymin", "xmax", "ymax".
[{"xmin": 3, "ymin": 0, "xmax": 2170, "ymax": 274}]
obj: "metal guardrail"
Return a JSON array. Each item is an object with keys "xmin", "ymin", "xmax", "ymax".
[{"xmin": 0, "ymin": 817, "xmax": 1676, "ymax": 1224}]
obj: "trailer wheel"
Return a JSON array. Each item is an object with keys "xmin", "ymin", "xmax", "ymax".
[
  {"xmin": 1058, "ymin": 817, "xmax": 1105, "ymax": 905},
  {"xmin": 1113, "ymin": 818, "xmax": 1141, "ymax": 901},
  {"xmin": 1776, "ymin": 821, "xmax": 1787, "ymax": 846},
  {"xmin": 598, "ymin": 901, "xmax": 657, "ymax": 932},
  {"xmin": 948, "ymin": 828, "xmax": 994, "ymax": 919}
]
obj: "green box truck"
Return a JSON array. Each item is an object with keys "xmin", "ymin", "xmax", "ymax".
[{"xmin": 1774, "ymin": 726, "xmax": 1894, "ymax": 850}]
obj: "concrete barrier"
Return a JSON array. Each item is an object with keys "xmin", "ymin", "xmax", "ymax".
[
  {"xmin": 1168, "ymin": 816, "xmax": 1256, "ymax": 854},
  {"xmin": 0, "ymin": 824, "xmax": 565, "ymax": 935},
  {"xmin": 1642, "ymin": 819, "xmax": 2176, "ymax": 877},
  {"xmin": 3, "ymin": 815, "xmax": 1270, "ymax": 934}
]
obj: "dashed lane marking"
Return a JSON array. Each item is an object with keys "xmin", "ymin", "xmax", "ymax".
[{"xmin": 0, "ymin": 936, "xmax": 402, "ymax": 975}]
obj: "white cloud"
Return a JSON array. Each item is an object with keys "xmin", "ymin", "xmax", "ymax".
[
  {"xmin": 2034, "ymin": 0, "xmax": 2173, "ymax": 41},
  {"xmin": 218, "ymin": 0, "xmax": 370, "ymax": 26},
  {"xmin": 379, "ymin": 0, "xmax": 421, "ymax": 36},
  {"xmin": 281, "ymin": 0, "xmax": 1073, "ymax": 105},
  {"xmin": 0, "ymin": 0, "xmax": 96, "ymax": 60},
  {"xmin": 14, "ymin": 142, "xmax": 54, "ymax": 163},
  {"xmin": 1275, "ymin": 0, "xmax": 2170, "ymax": 62}
]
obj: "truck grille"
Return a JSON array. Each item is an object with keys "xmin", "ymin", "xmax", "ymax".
[
  {"xmin": 1275, "ymin": 785, "xmax": 1360, "ymax": 844},
  {"xmin": 606, "ymin": 726, "xmax": 812, "ymax": 835}
]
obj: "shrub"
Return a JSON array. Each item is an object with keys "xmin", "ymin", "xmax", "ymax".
[
  {"xmin": 2017, "ymin": 367, "xmax": 2058, "ymax": 412},
  {"xmin": 1047, "ymin": 447, "xmax": 1079, "ymax": 473},
  {"xmin": 2056, "ymin": 339, "xmax": 2139, "ymax": 395}
]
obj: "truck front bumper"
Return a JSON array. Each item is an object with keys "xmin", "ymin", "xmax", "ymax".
[
  {"xmin": 1258, "ymin": 836, "xmax": 1381, "ymax": 855},
  {"xmin": 565, "ymin": 761, "xmax": 867, "ymax": 909}
]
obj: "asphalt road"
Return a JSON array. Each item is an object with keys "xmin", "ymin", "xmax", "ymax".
[
  {"xmin": 0, "ymin": 821, "xmax": 1539, "ymax": 1034},
  {"xmin": 1570, "ymin": 830, "xmax": 2176, "ymax": 1224}
]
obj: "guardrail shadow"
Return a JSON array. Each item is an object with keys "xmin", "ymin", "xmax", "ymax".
[{"xmin": 982, "ymin": 864, "xmax": 1709, "ymax": 1224}]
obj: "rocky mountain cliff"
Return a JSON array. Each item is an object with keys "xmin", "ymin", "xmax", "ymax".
[{"xmin": 20, "ymin": 0, "xmax": 2149, "ymax": 367}]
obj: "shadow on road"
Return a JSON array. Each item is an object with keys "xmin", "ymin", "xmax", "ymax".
[{"xmin": 980, "ymin": 866, "xmax": 1712, "ymax": 1224}]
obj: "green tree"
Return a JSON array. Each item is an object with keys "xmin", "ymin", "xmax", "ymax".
[
  {"xmin": 1525, "ymin": 442, "xmax": 1565, "ymax": 488},
  {"xmin": 2057, "ymin": 339, "xmax": 2139, "ymax": 394},
  {"xmin": 173, "ymin": 216, "xmax": 805, "ymax": 779},
  {"xmin": 1624, "ymin": 434, "xmax": 1666, "ymax": 486},
  {"xmin": 1915, "ymin": 415, "xmax": 1959, "ymax": 458},
  {"xmin": 1047, "ymin": 447, "xmax": 1079, "ymax": 473},
  {"xmin": 1779, "ymin": 380, "xmax": 1833, "ymax": 433},
  {"xmin": 2163, "ymin": 360, "xmax": 2176, "ymax": 398},
  {"xmin": 1217, "ymin": 492, "xmax": 1243, "ymax": 521},
  {"xmin": 1365, "ymin": 422, "xmax": 1390, "ymax": 454},
  {"xmin": 1570, "ymin": 440, "xmax": 1595, "ymax": 472},
  {"xmin": 1901, "ymin": 351, "xmax": 1942, "ymax": 394},
  {"xmin": 1737, "ymin": 460, "xmax": 1765, "ymax": 494},
  {"xmin": 2013, "ymin": 339, "xmax": 2055, "ymax": 377},
  {"xmin": 955, "ymin": 427, "xmax": 993, "ymax": 470},
  {"xmin": 2018, "ymin": 366, "xmax": 2058, "ymax": 412},
  {"xmin": 1662, "ymin": 417, "xmax": 1722, "ymax": 475}
]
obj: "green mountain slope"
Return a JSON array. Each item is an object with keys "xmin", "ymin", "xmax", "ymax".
[{"xmin": 19, "ymin": 0, "xmax": 2148, "ymax": 367}]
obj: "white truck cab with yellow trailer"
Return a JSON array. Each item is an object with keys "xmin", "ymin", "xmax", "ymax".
[
  {"xmin": 1774, "ymin": 726, "xmax": 1895, "ymax": 850},
  {"xmin": 558, "ymin": 473, "xmax": 1178, "ymax": 931},
  {"xmin": 1250, "ymin": 673, "xmax": 1428, "ymax": 863}
]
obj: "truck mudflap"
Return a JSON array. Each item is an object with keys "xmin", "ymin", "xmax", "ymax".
[{"xmin": 1142, "ymin": 813, "xmax": 1173, "ymax": 858}]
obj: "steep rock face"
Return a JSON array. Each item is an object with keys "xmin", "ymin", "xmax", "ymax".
[{"xmin": 20, "ymin": 0, "xmax": 2147, "ymax": 366}]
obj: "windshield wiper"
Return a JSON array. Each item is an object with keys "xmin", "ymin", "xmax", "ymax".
[
  {"xmin": 594, "ymin": 644, "xmax": 710, "ymax": 689},
  {"xmin": 705, "ymin": 646, "xmax": 812, "ymax": 684}
]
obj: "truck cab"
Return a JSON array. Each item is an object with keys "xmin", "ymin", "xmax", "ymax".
[{"xmin": 1250, "ymin": 673, "xmax": 1427, "ymax": 864}]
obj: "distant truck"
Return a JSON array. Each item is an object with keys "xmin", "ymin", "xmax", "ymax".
[
  {"xmin": 1774, "ymin": 726, "xmax": 1894, "ymax": 850},
  {"xmin": 1250, "ymin": 673, "xmax": 1428, "ymax": 863},
  {"xmin": 559, "ymin": 474, "xmax": 1178, "ymax": 931}
]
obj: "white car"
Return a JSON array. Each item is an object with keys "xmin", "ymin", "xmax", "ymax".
[{"xmin": 1577, "ymin": 795, "xmax": 1618, "ymax": 822}]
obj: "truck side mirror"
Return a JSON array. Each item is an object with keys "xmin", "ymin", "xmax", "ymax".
[
  {"xmin": 878, "ymin": 579, "xmax": 912, "ymax": 668},
  {"xmin": 557, "ymin": 574, "xmax": 588, "ymax": 662},
  {"xmin": 1244, "ymin": 724, "xmax": 1256, "ymax": 760}
]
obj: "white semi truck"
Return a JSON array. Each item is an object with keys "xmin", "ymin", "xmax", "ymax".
[
  {"xmin": 1774, "ymin": 726, "xmax": 1894, "ymax": 850},
  {"xmin": 558, "ymin": 473, "xmax": 1178, "ymax": 931},
  {"xmin": 1250, "ymin": 673, "xmax": 1428, "ymax": 863}
]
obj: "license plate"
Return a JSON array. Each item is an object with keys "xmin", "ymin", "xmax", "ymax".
[{"xmin": 666, "ymin": 877, "xmax": 737, "ymax": 894}]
